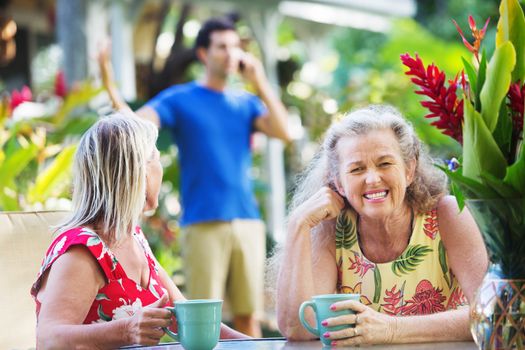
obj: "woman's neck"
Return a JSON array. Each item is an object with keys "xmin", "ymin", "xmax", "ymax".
[{"xmin": 357, "ymin": 205, "xmax": 414, "ymax": 263}]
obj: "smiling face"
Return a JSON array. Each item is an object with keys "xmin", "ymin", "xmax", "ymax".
[{"xmin": 335, "ymin": 128, "xmax": 416, "ymax": 220}]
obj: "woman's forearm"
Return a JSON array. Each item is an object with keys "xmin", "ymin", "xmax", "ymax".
[
  {"xmin": 276, "ymin": 219, "xmax": 319, "ymax": 340},
  {"xmin": 37, "ymin": 318, "xmax": 130, "ymax": 350},
  {"xmin": 392, "ymin": 307, "xmax": 471, "ymax": 343}
]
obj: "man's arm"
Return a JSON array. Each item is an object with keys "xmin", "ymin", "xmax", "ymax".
[
  {"xmin": 241, "ymin": 53, "xmax": 291, "ymax": 143},
  {"xmin": 97, "ymin": 43, "xmax": 161, "ymax": 128}
]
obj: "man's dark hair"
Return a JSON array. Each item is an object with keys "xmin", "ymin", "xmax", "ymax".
[{"xmin": 194, "ymin": 17, "xmax": 237, "ymax": 50}]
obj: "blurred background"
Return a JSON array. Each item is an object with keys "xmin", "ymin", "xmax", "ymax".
[{"xmin": 0, "ymin": 0, "xmax": 502, "ymax": 337}]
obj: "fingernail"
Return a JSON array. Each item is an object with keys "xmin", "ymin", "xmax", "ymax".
[
  {"xmin": 323, "ymin": 331, "xmax": 330, "ymax": 338},
  {"xmin": 321, "ymin": 320, "xmax": 328, "ymax": 326},
  {"xmin": 331, "ymin": 340, "xmax": 337, "ymax": 346},
  {"xmin": 330, "ymin": 305, "xmax": 336, "ymax": 311}
]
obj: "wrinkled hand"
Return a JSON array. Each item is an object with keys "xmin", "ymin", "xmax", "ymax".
[
  {"xmin": 322, "ymin": 300, "xmax": 397, "ymax": 346},
  {"xmin": 124, "ymin": 294, "xmax": 173, "ymax": 346},
  {"xmin": 291, "ymin": 186, "xmax": 345, "ymax": 230}
]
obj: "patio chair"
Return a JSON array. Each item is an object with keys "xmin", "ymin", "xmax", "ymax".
[{"xmin": 0, "ymin": 210, "xmax": 68, "ymax": 350}]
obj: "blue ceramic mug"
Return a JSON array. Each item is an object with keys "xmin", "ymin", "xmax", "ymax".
[
  {"xmin": 299, "ymin": 294, "xmax": 360, "ymax": 346},
  {"xmin": 164, "ymin": 299, "xmax": 222, "ymax": 350}
]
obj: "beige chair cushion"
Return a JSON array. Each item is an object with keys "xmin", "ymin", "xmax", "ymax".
[{"xmin": 0, "ymin": 211, "xmax": 69, "ymax": 350}]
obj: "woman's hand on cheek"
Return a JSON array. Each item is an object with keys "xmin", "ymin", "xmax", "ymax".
[
  {"xmin": 292, "ymin": 186, "xmax": 346, "ymax": 229},
  {"xmin": 322, "ymin": 300, "xmax": 397, "ymax": 346}
]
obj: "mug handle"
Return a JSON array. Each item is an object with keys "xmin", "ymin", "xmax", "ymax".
[
  {"xmin": 162, "ymin": 327, "xmax": 178, "ymax": 341},
  {"xmin": 298, "ymin": 301, "xmax": 319, "ymax": 337},
  {"xmin": 163, "ymin": 307, "xmax": 178, "ymax": 341}
]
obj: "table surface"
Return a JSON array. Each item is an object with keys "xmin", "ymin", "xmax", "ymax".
[{"xmin": 125, "ymin": 338, "xmax": 478, "ymax": 349}]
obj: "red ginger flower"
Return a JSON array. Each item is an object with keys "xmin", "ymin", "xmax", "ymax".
[
  {"xmin": 9, "ymin": 85, "xmax": 32, "ymax": 110},
  {"xmin": 348, "ymin": 251, "xmax": 375, "ymax": 277},
  {"xmin": 452, "ymin": 16, "xmax": 490, "ymax": 63},
  {"xmin": 507, "ymin": 81, "xmax": 524, "ymax": 134},
  {"xmin": 400, "ymin": 279, "xmax": 446, "ymax": 315},
  {"xmin": 423, "ymin": 208, "xmax": 438, "ymax": 240},
  {"xmin": 381, "ymin": 285, "xmax": 404, "ymax": 315},
  {"xmin": 401, "ymin": 53, "xmax": 464, "ymax": 144}
]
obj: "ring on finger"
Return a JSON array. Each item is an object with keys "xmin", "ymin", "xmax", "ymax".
[{"xmin": 354, "ymin": 327, "xmax": 359, "ymax": 337}]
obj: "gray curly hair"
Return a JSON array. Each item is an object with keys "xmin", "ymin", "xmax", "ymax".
[{"xmin": 290, "ymin": 105, "xmax": 448, "ymax": 214}]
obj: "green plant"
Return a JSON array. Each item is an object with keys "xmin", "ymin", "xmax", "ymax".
[
  {"xmin": 401, "ymin": 0, "xmax": 525, "ymax": 277},
  {"xmin": 0, "ymin": 78, "xmax": 101, "ymax": 211}
]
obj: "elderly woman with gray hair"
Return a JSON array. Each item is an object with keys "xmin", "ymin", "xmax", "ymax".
[
  {"xmin": 276, "ymin": 105, "xmax": 488, "ymax": 346},
  {"xmin": 31, "ymin": 112, "xmax": 244, "ymax": 349}
]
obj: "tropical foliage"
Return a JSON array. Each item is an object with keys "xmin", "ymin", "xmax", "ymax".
[
  {"xmin": 0, "ymin": 75, "xmax": 100, "ymax": 211},
  {"xmin": 402, "ymin": 0, "xmax": 525, "ymax": 277}
]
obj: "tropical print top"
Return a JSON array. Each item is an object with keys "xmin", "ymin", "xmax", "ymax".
[
  {"xmin": 335, "ymin": 207, "xmax": 468, "ymax": 315},
  {"xmin": 31, "ymin": 226, "xmax": 168, "ymax": 324}
]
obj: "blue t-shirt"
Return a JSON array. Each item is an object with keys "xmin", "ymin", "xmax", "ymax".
[{"xmin": 145, "ymin": 81, "xmax": 267, "ymax": 226}]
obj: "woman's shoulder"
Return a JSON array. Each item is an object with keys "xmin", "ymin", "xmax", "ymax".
[
  {"xmin": 31, "ymin": 227, "xmax": 107, "ymax": 298},
  {"xmin": 435, "ymin": 195, "xmax": 478, "ymax": 241},
  {"xmin": 48, "ymin": 227, "xmax": 103, "ymax": 253},
  {"xmin": 435, "ymin": 195, "xmax": 462, "ymax": 221}
]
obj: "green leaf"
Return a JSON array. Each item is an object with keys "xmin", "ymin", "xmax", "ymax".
[
  {"xmin": 97, "ymin": 304, "xmax": 112, "ymax": 322},
  {"xmin": 27, "ymin": 144, "xmax": 77, "ymax": 203},
  {"xmin": 480, "ymin": 171, "xmax": 519, "ymax": 197},
  {"xmin": 438, "ymin": 240, "xmax": 452, "ymax": 288},
  {"xmin": 391, "ymin": 244, "xmax": 433, "ymax": 277},
  {"xmin": 450, "ymin": 182, "xmax": 465, "ymax": 210},
  {"xmin": 0, "ymin": 181, "xmax": 20, "ymax": 211},
  {"xmin": 437, "ymin": 164, "xmax": 499, "ymax": 198},
  {"xmin": 48, "ymin": 114, "xmax": 98, "ymax": 144},
  {"xmin": 462, "ymin": 100, "xmax": 508, "ymax": 181},
  {"xmin": 0, "ymin": 142, "xmax": 39, "ymax": 189},
  {"xmin": 373, "ymin": 266, "xmax": 381, "ymax": 304},
  {"xmin": 476, "ymin": 50, "xmax": 487, "ymax": 103},
  {"xmin": 87, "ymin": 236, "xmax": 102, "ymax": 247},
  {"xmin": 504, "ymin": 141, "xmax": 525, "ymax": 195},
  {"xmin": 52, "ymin": 83, "xmax": 103, "ymax": 124},
  {"xmin": 479, "ymin": 42, "xmax": 516, "ymax": 132},
  {"xmin": 491, "ymin": 102, "xmax": 513, "ymax": 159},
  {"xmin": 335, "ymin": 212, "xmax": 357, "ymax": 249},
  {"xmin": 95, "ymin": 293, "xmax": 110, "ymax": 301},
  {"xmin": 497, "ymin": 0, "xmax": 525, "ymax": 82},
  {"xmin": 461, "ymin": 57, "xmax": 479, "ymax": 108}
]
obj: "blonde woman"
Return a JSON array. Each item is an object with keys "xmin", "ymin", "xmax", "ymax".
[
  {"xmin": 277, "ymin": 105, "xmax": 488, "ymax": 345},
  {"xmin": 31, "ymin": 113, "xmax": 244, "ymax": 349}
]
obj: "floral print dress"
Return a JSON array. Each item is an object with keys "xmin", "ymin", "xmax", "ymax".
[
  {"xmin": 31, "ymin": 227, "xmax": 168, "ymax": 323},
  {"xmin": 335, "ymin": 208, "xmax": 468, "ymax": 315}
]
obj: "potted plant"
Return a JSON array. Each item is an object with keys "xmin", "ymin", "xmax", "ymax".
[{"xmin": 401, "ymin": 0, "xmax": 524, "ymax": 348}]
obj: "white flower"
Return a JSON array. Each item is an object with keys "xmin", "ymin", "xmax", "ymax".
[
  {"xmin": 112, "ymin": 299, "xmax": 143, "ymax": 320},
  {"xmin": 51, "ymin": 236, "xmax": 67, "ymax": 258},
  {"xmin": 91, "ymin": 319, "xmax": 107, "ymax": 324}
]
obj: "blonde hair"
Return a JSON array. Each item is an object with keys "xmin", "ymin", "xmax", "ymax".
[
  {"xmin": 57, "ymin": 112, "xmax": 158, "ymax": 243},
  {"xmin": 291, "ymin": 105, "xmax": 448, "ymax": 214}
]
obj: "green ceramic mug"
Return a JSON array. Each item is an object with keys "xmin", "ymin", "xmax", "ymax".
[
  {"xmin": 299, "ymin": 293, "xmax": 360, "ymax": 346},
  {"xmin": 164, "ymin": 299, "xmax": 223, "ymax": 350}
]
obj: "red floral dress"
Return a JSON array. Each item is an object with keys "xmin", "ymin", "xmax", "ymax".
[
  {"xmin": 335, "ymin": 208, "xmax": 468, "ymax": 315},
  {"xmin": 31, "ymin": 227, "xmax": 168, "ymax": 323}
]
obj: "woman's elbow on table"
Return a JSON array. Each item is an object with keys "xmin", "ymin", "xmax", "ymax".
[{"xmin": 278, "ymin": 321, "xmax": 316, "ymax": 341}]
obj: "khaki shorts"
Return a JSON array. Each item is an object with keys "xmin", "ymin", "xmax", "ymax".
[{"xmin": 181, "ymin": 219, "xmax": 265, "ymax": 316}]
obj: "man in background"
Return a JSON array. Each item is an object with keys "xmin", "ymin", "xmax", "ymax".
[{"xmin": 100, "ymin": 16, "xmax": 290, "ymax": 337}]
